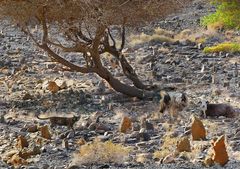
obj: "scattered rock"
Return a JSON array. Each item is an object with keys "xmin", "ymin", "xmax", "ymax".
[
  {"xmin": 132, "ymin": 122, "xmax": 141, "ymax": 131},
  {"xmin": 96, "ymin": 80, "xmax": 106, "ymax": 93},
  {"xmin": 40, "ymin": 125, "xmax": 52, "ymax": 140},
  {"xmin": 0, "ymin": 113, "xmax": 5, "ymax": 123},
  {"xmin": 47, "ymin": 81, "xmax": 60, "ymax": 93},
  {"xmin": 204, "ymin": 156, "xmax": 214, "ymax": 167},
  {"xmin": 177, "ymin": 136, "xmax": 191, "ymax": 152},
  {"xmin": 67, "ymin": 131, "xmax": 75, "ymax": 139},
  {"xmin": 76, "ymin": 138, "xmax": 86, "ymax": 146},
  {"xmin": 88, "ymin": 122, "xmax": 98, "ymax": 130},
  {"xmin": 16, "ymin": 135, "xmax": 28, "ymax": 149},
  {"xmin": 191, "ymin": 116, "xmax": 206, "ymax": 140},
  {"xmin": 212, "ymin": 135, "xmax": 229, "ymax": 166},
  {"xmin": 8, "ymin": 154, "xmax": 27, "ymax": 167},
  {"xmin": 55, "ymin": 79, "xmax": 67, "ymax": 89},
  {"xmin": 97, "ymin": 135, "xmax": 110, "ymax": 142},
  {"xmin": 119, "ymin": 116, "xmax": 132, "ymax": 133},
  {"xmin": 22, "ymin": 93, "xmax": 34, "ymax": 100},
  {"xmin": 162, "ymin": 154, "xmax": 175, "ymax": 164},
  {"xmin": 138, "ymin": 128, "xmax": 150, "ymax": 141},
  {"xmin": 140, "ymin": 117, "xmax": 154, "ymax": 131},
  {"xmin": 68, "ymin": 164, "xmax": 80, "ymax": 169},
  {"xmin": 27, "ymin": 125, "xmax": 38, "ymax": 133},
  {"xmin": 96, "ymin": 123, "xmax": 110, "ymax": 131},
  {"xmin": 62, "ymin": 139, "xmax": 69, "ymax": 150},
  {"xmin": 136, "ymin": 153, "xmax": 152, "ymax": 163}
]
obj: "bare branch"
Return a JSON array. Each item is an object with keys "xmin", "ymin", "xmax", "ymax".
[
  {"xmin": 41, "ymin": 7, "xmax": 48, "ymax": 44},
  {"xmin": 40, "ymin": 44, "xmax": 96, "ymax": 73},
  {"xmin": 47, "ymin": 39, "xmax": 88, "ymax": 53},
  {"xmin": 91, "ymin": 26, "xmax": 106, "ymax": 54},
  {"xmin": 88, "ymin": 25, "xmax": 108, "ymax": 69},
  {"xmin": 82, "ymin": 22, "xmax": 93, "ymax": 41},
  {"xmin": 120, "ymin": 26, "xmax": 125, "ymax": 52},
  {"xmin": 107, "ymin": 28, "xmax": 116, "ymax": 48},
  {"xmin": 77, "ymin": 29, "xmax": 92, "ymax": 43},
  {"xmin": 22, "ymin": 26, "xmax": 42, "ymax": 48},
  {"xmin": 68, "ymin": 25, "xmax": 91, "ymax": 43},
  {"xmin": 119, "ymin": 0, "xmax": 132, "ymax": 7}
]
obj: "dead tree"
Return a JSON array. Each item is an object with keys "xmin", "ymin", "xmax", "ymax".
[{"xmin": 0, "ymin": 0, "xmax": 192, "ymax": 98}]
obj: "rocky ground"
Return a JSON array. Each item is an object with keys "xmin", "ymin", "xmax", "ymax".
[{"xmin": 0, "ymin": 0, "xmax": 240, "ymax": 169}]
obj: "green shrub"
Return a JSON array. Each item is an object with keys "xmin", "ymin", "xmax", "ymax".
[
  {"xmin": 203, "ymin": 42, "xmax": 240, "ymax": 53},
  {"xmin": 201, "ymin": 0, "xmax": 240, "ymax": 29}
]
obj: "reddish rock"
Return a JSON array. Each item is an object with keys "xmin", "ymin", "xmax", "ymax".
[
  {"xmin": 119, "ymin": 116, "xmax": 132, "ymax": 133},
  {"xmin": 40, "ymin": 125, "xmax": 52, "ymax": 139},
  {"xmin": 162, "ymin": 154, "xmax": 175, "ymax": 164},
  {"xmin": 177, "ymin": 137, "xmax": 191, "ymax": 152},
  {"xmin": 47, "ymin": 81, "xmax": 60, "ymax": 93},
  {"xmin": 16, "ymin": 135, "xmax": 28, "ymax": 149},
  {"xmin": 191, "ymin": 116, "xmax": 206, "ymax": 140},
  {"xmin": 8, "ymin": 154, "xmax": 27, "ymax": 167},
  {"xmin": 212, "ymin": 135, "xmax": 229, "ymax": 166}
]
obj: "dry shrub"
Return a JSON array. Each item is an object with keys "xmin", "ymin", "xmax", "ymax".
[
  {"xmin": 234, "ymin": 36, "xmax": 240, "ymax": 43},
  {"xmin": 153, "ymin": 134, "xmax": 178, "ymax": 159},
  {"xmin": 154, "ymin": 27, "xmax": 174, "ymax": 38},
  {"xmin": 130, "ymin": 32, "xmax": 174, "ymax": 46},
  {"xmin": 73, "ymin": 139, "xmax": 131, "ymax": 165},
  {"xmin": 175, "ymin": 29, "xmax": 192, "ymax": 39},
  {"xmin": 175, "ymin": 29, "xmax": 207, "ymax": 44},
  {"xmin": 203, "ymin": 42, "xmax": 240, "ymax": 53},
  {"xmin": 158, "ymin": 47, "xmax": 170, "ymax": 53},
  {"xmin": 203, "ymin": 119, "xmax": 219, "ymax": 134},
  {"xmin": 154, "ymin": 149, "xmax": 174, "ymax": 160},
  {"xmin": 0, "ymin": 0, "xmax": 192, "ymax": 27}
]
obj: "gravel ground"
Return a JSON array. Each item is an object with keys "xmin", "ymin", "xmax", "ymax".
[{"xmin": 0, "ymin": 0, "xmax": 240, "ymax": 169}]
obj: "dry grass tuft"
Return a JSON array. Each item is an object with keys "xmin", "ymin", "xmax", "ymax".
[
  {"xmin": 203, "ymin": 42, "xmax": 240, "ymax": 53},
  {"xmin": 154, "ymin": 27, "xmax": 174, "ymax": 37},
  {"xmin": 202, "ymin": 119, "xmax": 219, "ymax": 135},
  {"xmin": 153, "ymin": 131, "xmax": 178, "ymax": 159},
  {"xmin": 129, "ymin": 32, "xmax": 175, "ymax": 46},
  {"xmin": 233, "ymin": 36, "xmax": 240, "ymax": 43},
  {"xmin": 175, "ymin": 29, "xmax": 192, "ymax": 39},
  {"xmin": 72, "ymin": 139, "xmax": 131, "ymax": 165},
  {"xmin": 175, "ymin": 29, "xmax": 207, "ymax": 44},
  {"xmin": 154, "ymin": 149, "xmax": 173, "ymax": 160},
  {"xmin": 158, "ymin": 47, "xmax": 170, "ymax": 53}
]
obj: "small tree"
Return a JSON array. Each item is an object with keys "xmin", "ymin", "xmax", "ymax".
[{"xmin": 0, "ymin": 0, "xmax": 191, "ymax": 98}]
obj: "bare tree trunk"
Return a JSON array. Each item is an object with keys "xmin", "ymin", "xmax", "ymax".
[
  {"xmin": 95, "ymin": 66, "xmax": 145, "ymax": 98},
  {"xmin": 90, "ymin": 28, "xmax": 145, "ymax": 98}
]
